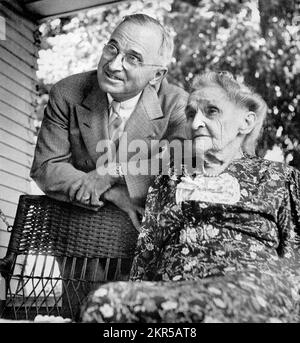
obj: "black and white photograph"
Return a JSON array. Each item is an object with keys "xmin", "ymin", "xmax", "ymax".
[{"xmin": 0, "ymin": 0, "xmax": 299, "ymax": 329}]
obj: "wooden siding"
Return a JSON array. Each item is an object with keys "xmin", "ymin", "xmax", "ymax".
[{"xmin": 0, "ymin": 3, "xmax": 38, "ymax": 259}]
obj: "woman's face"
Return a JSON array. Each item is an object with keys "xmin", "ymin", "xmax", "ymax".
[{"xmin": 186, "ymin": 86, "xmax": 248, "ymax": 159}]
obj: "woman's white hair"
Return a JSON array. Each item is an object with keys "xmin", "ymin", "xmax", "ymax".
[{"xmin": 191, "ymin": 71, "xmax": 268, "ymax": 155}]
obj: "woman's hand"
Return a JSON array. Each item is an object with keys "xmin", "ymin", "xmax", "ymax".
[{"xmin": 103, "ymin": 185, "xmax": 145, "ymax": 232}]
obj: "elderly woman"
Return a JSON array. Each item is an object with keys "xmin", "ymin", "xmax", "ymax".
[{"xmin": 81, "ymin": 72, "xmax": 300, "ymax": 323}]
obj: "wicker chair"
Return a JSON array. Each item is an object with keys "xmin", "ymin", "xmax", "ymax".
[{"xmin": 0, "ymin": 195, "xmax": 138, "ymax": 321}]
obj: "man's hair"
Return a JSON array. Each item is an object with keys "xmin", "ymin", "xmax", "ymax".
[
  {"xmin": 191, "ymin": 71, "xmax": 268, "ymax": 155},
  {"xmin": 119, "ymin": 13, "xmax": 174, "ymax": 67}
]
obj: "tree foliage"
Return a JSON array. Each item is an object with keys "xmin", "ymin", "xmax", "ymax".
[
  {"xmin": 36, "ymin": 0, "xmax": 300, "ymax": 168},
  {"xmin": 165, "ymin": 0, "xmax": 300, "ymax": 165}
]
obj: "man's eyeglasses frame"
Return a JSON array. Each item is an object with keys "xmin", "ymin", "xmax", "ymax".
[{"xmin": 102, "ymin": 43, "xmax": 164, "ymax": 69}]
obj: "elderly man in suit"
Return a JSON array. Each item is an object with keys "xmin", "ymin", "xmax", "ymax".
[
  {"xmin": 30, "ymin": 13, "xmax": 188, "ymax": 319},
  {"xmin": 31, "ymin": 14, "xmax": 188, "ymax": 229}
]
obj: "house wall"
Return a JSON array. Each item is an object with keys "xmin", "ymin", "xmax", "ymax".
[{"xmin": 0, "ymin": 2, "xmax": 38, "ymax": 258}]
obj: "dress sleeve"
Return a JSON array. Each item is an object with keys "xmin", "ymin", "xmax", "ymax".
[
  {"xmin": 129, "ymin": 174, "xmax": 183, "ymax": 281},
  {"xmin": 278, "ymin": 166, "xmax": 300, "ymax": 260},
  {"xmin": 288, "ymin": 167, "xmax": 300, "ymax": 231}
]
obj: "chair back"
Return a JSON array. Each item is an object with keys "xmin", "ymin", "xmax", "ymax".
[{"xmin": 0, "ymin": 195, "xmax": 138, "ymax": 321}]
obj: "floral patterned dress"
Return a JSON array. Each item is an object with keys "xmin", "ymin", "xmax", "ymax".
[{"xmin": 81, "ymin": 155, "xmax": 300, "ymax": 323}]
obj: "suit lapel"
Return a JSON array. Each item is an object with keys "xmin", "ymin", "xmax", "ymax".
[
  {"xmin": 75, "ymin": 82, "xmax": 168, "ymax": 165},
  {"xmin": 121, "ymin": 85, "xmax": 168, "ymax": 158},
  {"xmin": 75, "ymin": 85, "xmax": 109, "ymax": 164}
]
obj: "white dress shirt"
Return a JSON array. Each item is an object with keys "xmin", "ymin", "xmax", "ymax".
[{"xmin": 107, "ymin": 92, "xmax": 142, "ymax": 132}]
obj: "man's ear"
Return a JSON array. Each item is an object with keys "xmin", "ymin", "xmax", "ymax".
[
  {"xmin": 239, "ymin": 111, "xmax": 257, "ymax": 135},
  {"xmin": 149, "ymin": 67, "xmax": 168, "ymax": 86}
]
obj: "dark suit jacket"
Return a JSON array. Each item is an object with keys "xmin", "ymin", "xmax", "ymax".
[{"xmin": 30, "ymin": 70, "xmax": 188, "ymax": 203}]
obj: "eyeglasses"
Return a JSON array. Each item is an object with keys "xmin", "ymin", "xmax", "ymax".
[{"xmin": 102, "ymin": 43, "xmax": 164, "ymax": 69}]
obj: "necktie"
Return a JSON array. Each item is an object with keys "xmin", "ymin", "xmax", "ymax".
[{"xmin": 108, "ymin": 100, "xmax": 123, "ymax": 142}]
